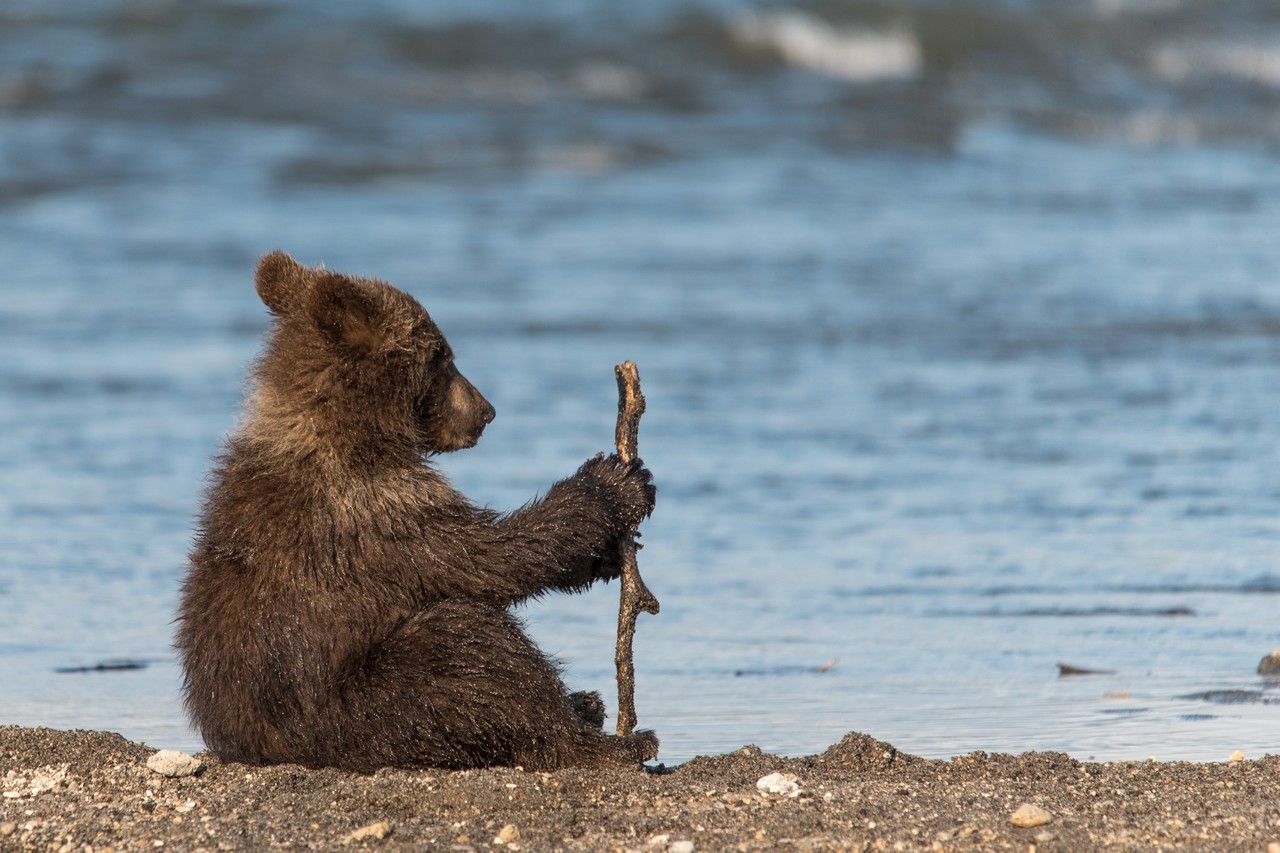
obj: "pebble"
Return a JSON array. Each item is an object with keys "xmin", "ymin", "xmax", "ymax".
[
  {"xmin": 1258, "ymin": 651, "xmax": 1280, "ymax": 676},
  {"xmin": 756, "ymin": 771, "xmax": 802, "ymax": 799},
  {"xmin": 668, "ymin": 842, "xmax": 695, "ymax": 853},
  {"xmin": 344, "ymin": 821, "xmax": 391, "ymax": 843},
  {"xmin": 493, "ymin": 824, "xmax": 519, "ymax": 845},
  {"xmin": 0, "ymin": 822, "xmax": 14, "ymax": 836},
  {"xmin": 1230, "ymin": 750, "xmax": 1245, "ymax": 762},
  {"xmin": 3, "ymin": 766, "xmax": 68, "ymax": 798},
  {"xmin": 1009, "ymin": 803, "xmax": 1052, "ymax": 828},
  {"xmin": 146, "ymin": 751, "xmax": 202, "ymax": 779}
]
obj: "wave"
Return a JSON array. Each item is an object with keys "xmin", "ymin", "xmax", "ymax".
[{"xmin": 4, "ymin": 0, "xmax": 1280, "ymax": 199}]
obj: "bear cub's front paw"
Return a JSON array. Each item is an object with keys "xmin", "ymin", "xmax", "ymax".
[{"xmin": 579, "ymin": 453, "xmax": 656, "ymax": 528}]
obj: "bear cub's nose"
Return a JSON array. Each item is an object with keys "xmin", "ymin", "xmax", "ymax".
[{"xmin": 475, "ymin": 391, "xmax": 496, "ymax": 425}]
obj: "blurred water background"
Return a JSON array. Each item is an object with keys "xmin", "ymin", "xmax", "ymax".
[{"xmin": 2, "ymin": 0, "xmax": 1280, "ymax": 765}]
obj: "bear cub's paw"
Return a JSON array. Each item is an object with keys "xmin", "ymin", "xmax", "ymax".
[
  {"xmin": 578, "ymin": 452, "xmax": 657, "ymax": 528},
  {"xmin": 569, "ymin": 690, "xmax": 607, "ymax": 730},
  {"xmin": 623, "ymin": 729, "xmax": 660, "ymax": 764}
]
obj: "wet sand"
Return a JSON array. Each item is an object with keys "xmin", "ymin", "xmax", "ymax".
[{"xmin": 1, "ymin": 725, "xmax": 1277, "ymax": 851}]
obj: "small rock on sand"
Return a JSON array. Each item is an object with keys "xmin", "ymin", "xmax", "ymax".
[
  {"xmin": 756, "ymin": 771, "xmax": 802, "ymax": 798},
  {"xmin": 668, "ymin": 842, "xmax": 695, "ymax": 853},
  {"xmin": 29, "ymin": 765, "xmax": 69, "ymax": 794},
  {"xmin": 1258, "ymin": 651, "xmax": 1280, "ymax": 676},
  {"xmin": 494, "ymin": 823, "xmax": 519, "ymax": 844},
  {"xmin": 145, "ymin": 750, "xmax": 202, "ymax": 778},
  {"xmin": 1010, "ymin": 803, "xmax": 1052, "ymax": 828},
  {"xmin": 344, "ymin": 821, "xmax": 391, "ymax": 843}
]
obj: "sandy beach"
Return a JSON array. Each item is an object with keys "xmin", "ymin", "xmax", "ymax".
[{"xmin": 2, "ymin": 725, "xmax": 1278, "ymax": 851}]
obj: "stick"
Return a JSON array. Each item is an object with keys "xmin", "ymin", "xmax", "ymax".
[{"xmin": 613, "ymin": 361, "xmax": 659, "ymax": 737}]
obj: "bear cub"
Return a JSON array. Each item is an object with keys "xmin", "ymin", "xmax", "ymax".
[{"xmin": 176, "ymin": 252, "xmax": 658, "ymax": 772}]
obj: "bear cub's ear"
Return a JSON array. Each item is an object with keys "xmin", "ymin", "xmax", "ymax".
[
  {"xmin": 308, "ymin": 272, "xmax": 389, "ymax": 355},
  {"xmin": 255, "ymin": 250, "xmax": 310, "ymax": 315}
]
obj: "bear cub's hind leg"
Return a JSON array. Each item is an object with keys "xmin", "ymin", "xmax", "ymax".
[{"xmin": 354, "ymin": 599, "xmax": 656, "ymax": 771}]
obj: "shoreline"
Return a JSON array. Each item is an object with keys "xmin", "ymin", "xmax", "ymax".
[{"xmin": 3, "ymin": 726, "xmax": 1279, "ymax": 850}]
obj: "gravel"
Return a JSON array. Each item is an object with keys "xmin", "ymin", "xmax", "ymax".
[{"xmin": 2, "ymin": 726, "xmax": 1279, "ymax": 851}]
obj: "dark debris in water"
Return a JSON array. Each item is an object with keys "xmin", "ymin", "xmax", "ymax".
[
  {"xmin": 940, "ymin": 606, "xmax": 1195, "ymax": 618},
  {"xmin": 55, "ymin": 660, "xmax": 149, "ymax": 674},
  {"xmin": 1104, "ymin": 575, "xmax": 1280, "ymax": 595},
  {"xmin": 1058, "ymin": 662, "xmax": 1116, "ymax": 677},
  {"xmin": 1180, "ymin": 689, "xmax": 1280, "ymax": 706},
  {"xmin": 1024, "ymin": 606, "xmax": 1194, "ymax": 618},
  {"xmin": 978, "ymin": 577, "xmax": 1280, "ymax": 598}
]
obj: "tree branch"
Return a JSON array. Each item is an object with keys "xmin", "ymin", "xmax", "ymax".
[{"xmin": 613, "ymin": 361, "xmax": 659, "ymax": 737}]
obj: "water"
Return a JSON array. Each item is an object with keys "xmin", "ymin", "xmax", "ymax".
[{"xmin": 2, "ymin": 0, "xmax": 1279, "ymax": 765}]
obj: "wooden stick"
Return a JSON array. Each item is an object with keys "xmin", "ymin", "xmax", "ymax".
[{"xmin": 613, "ymin": 361, "xmax": 659, "ymax": 737}]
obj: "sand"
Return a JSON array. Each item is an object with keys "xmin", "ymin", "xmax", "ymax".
[{"xmin": 2, "ymin": 725, "xmax": 1278, "ymax": 851}]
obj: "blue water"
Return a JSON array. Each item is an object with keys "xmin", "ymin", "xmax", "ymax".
[{"xmin": 2, "ymin": 0, "xmax": 1279, "ymax": 764}]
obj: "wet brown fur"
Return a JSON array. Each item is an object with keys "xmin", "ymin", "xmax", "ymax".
[{"xmin": 176, "ymin": 252, "xmax": 658, "ymax": 772}]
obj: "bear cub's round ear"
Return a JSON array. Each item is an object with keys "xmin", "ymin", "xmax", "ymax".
[
  {"xmin": 255, "ymin": 251, "xmax": 310, "ymax": 315},
  {"xmin": 308, "ymin": 272, "xmax": 389, "ymax": 354}
]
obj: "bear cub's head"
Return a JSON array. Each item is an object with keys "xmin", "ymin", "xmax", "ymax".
[{"xmin": 252, "ymin": 250, "xmax": 495, "ymax": 456}]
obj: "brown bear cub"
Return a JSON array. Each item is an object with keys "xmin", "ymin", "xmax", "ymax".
[{"xmin": 176, "ymin": 251, "xmax": 659, "ymax": 772}]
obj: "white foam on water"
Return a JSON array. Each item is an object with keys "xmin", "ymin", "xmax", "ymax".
[
  {"xmin": 1152, "ymin": 39, "xmax": 1280, "ymax": 88},
  {"xmin": 1093, "ymin": 0, "xmax": 1187, "ymax": 17},
  {"xmin": 731, "ymin": 11, "xmax": 921, "ymax": 83}
]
